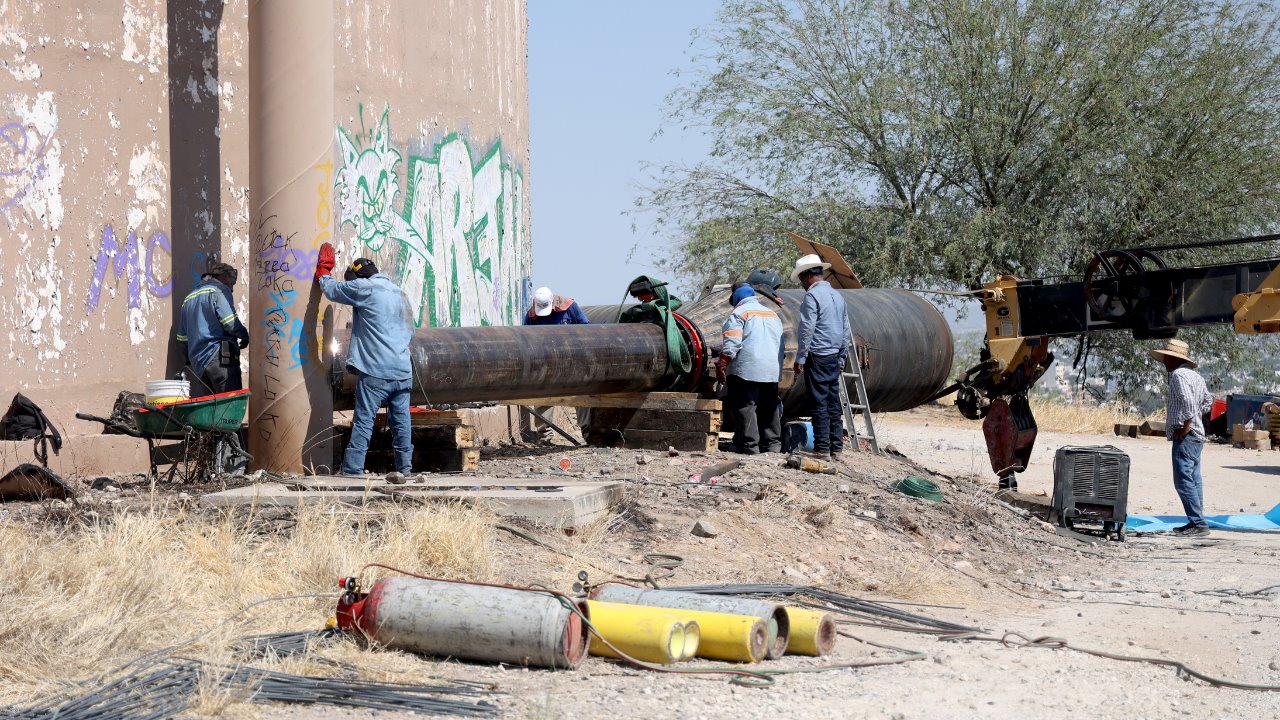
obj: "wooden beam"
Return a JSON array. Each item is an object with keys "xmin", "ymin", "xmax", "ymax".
[
  {"xmin": 506, "ymin": 392, "xmax": 722, "ymax": 411},
  {"xmin": 589, "ymin": 408, "xmax": 722, "ymax": 433},
  {"xmin": 585, "ymin": 428, "xmax": 718, "ymax": 452}
]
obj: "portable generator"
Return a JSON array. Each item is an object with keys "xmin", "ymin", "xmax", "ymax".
[{"xmin": 1052, "ymin": 445, "xmax": 1130, "ymax": 541}]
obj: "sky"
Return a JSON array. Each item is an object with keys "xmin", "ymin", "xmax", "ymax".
[{"xmin": 527, "ymin": 2, "xmax": 719, "ymax": 306}]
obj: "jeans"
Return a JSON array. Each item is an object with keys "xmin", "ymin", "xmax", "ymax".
[
  {"xmin": 805, "ymin": 352, "xmax": 845, "ymax": 454},
  {"xmin": 726, "ymin": 376, "xmax": 781, "ymax": 454},
  {"xmin": 343, "ymin": 372, "xmax": 413, "ymax": 476},
  {"xmin": 1172, "ymin": 435, "xmax": 1206, "ymax": 527}
]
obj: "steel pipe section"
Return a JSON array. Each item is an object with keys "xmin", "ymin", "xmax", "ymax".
[
  {"xmin": 330, "ymin": 323, "xmax": 672, "ymax": 410},
  {"xmin": 590, "ymin": 287, "xmax": 954, "ymax": 413},
  {"xmin": 332, "ymin": 287, "xmax": 951, "ymax": 414}
]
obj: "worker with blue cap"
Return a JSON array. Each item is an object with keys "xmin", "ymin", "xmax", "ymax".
[{"xmin": 717, "ymin": 282, "xmax": 785, "ymax": 453}]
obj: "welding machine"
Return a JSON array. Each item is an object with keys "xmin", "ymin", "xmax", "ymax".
[{"xmin": 1051, "ymin": 445, "xmax": 1130, "ymax": 541}]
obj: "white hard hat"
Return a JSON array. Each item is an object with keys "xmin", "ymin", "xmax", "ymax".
[
  {"xmin": 790, "ymin": 253, "xmax": 832, "ymax": 282},
  {"xmin": 533, "ymin": 286, "xmax": 554, "ymax": 316}
]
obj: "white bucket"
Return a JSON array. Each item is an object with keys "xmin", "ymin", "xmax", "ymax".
[{"xmin": 145, "ymin": 379, "xmax": 190, "ymax": 404}]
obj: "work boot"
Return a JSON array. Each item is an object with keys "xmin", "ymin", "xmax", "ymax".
[
  {"xmin": 800, "ymin": 449, "xmax": 831, "ymax": 461},
  {"xmin": 1170, "ymin": 522, "xmax": 1196, "ymax": 534},
  {"xmin": 1174, "ymin": 524, "xmax": 1210, "ymax": 537}
]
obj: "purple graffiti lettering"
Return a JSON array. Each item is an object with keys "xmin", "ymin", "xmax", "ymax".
[
  {"xmin": 0, "ymin": 118, "xmax": 55, "ymax": 216},
  {"xmin": 87, "ymin": 225, "xmax": 140, "ymax": 312},
  {"xmin": 86, "ymin": 225, "xmax": 173, "ymax": 313},
  {"xmin": 145, "ymin": 231, "xmax": 172, "ymax": 298}
]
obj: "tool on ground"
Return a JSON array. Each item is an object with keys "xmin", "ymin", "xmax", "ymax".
[
  {"xmin": 590, "ymin": 585, "xmax": 791, "ymax": 660},
  {"xmin": 1051, "ymin": 445, "xmax": 1130, "ymax": 541},
  {"xmin": 786, "ymin": 454, "xmax": 836, "ymax": 474}
]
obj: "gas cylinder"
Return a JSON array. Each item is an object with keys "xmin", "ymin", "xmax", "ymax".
[
  {"xmin": 336, "ymin": 575, "xmax": 588, "ymax": 669},
  {"xmin": 590, "ymin": 585, "xmax": 791, "ymax": 660}
]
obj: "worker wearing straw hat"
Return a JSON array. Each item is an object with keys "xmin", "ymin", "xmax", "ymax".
[
  {"xmin": 1152, "ymin": 338, "xmax": 1214, "ymax": 537},
  {"xmin": 791, "ymin": 254, "xmax": 851, "ymax": 460}
]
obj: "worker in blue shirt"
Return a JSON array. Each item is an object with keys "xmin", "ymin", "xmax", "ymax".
[
  {"xmin": 524, "ymin": 286, "xmax": 589, "ymax": 325},
  {"xmin": 717, "ymin": 282, "xmax": 785, "ymax": 454},
  {"xmin": 791, "ymin": 254, "xmax": 851, "ymax": 460},
  {"xmin": 176, "ymin": 262, "xmax": 249, "ymax": 393},
  {"xmin": 315, "ymin": 244, "xmax": 415, "ymax": 477}
]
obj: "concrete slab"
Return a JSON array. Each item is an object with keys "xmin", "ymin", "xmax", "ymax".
[
  {"xmin": 387, "ymin": 479, "xmax": 625, "ymax": 528},
  {"xmin": 199, "ymin": 482, "xmax": 389, "ymax": 508},
  {"xmin": 288, "ymin": 476, "xmax": 390, "ymax": 491}
]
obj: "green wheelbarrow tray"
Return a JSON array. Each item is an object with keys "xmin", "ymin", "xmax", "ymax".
[{"xmin": 132, "ymin": 389, "xmax": 251, "ymax": 438}]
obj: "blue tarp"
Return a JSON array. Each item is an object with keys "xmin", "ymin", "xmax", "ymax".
[{"xmin": 1125, "ymin": 502, "xmax": 1280, "ymax": 532}]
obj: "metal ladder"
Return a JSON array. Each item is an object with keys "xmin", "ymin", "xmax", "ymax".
[{"xmin": 837, "ymin": 318, "xmax": 881, "ymax": 455}]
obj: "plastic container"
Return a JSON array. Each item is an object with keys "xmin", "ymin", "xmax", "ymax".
[
  {"xmin": 145, "ymin": 379, "xmax": 190, "ymax": 405},
  {"xmin": 782, "ymin": 421, "xmax": 814, "ymax": 453}
]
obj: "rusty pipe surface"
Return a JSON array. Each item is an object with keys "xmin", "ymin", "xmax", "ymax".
[
  {"xmin": 330, "ymin": 323, "xmax": 672, "ymax": 410},
  {"xmin": 333, "ymin": 287, "xmax": 952, "ymax": 413}
]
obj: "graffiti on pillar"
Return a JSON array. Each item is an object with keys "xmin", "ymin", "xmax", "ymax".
[
  {"xmin": 85, "ymin": 225, "xmax": 173, "ymax": 312},
  {"xmin": 254, "ymin": 216, "xmax": 308, "ymax": 375},
  {"xmin": 334, "ymin": 106, "xmax": 530, "ymax": 328}
]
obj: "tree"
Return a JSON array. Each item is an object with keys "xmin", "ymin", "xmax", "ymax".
[{"xmin": 642, "ymin": 0, "xmax": 1280, "ymax": 397}]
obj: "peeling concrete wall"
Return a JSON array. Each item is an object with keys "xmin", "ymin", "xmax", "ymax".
[
  {"xmin": 0, "ymin": 1, "xmax": 531, "ymax": 471},
  {"xmin": 0, "ymin": 1, "xmax": 250, "ymax": 436}
]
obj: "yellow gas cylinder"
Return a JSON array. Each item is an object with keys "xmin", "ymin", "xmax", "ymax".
[
  {"xmin": 584, "ymin": 600, "xmax": 697, "ymax": 665},
  {"xmin": 784, "ymin": 608, "xmax": 837, "ymax": 656}
]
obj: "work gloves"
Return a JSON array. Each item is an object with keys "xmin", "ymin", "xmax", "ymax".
[
  {"xmin": 314, "ymin": 242, "xmax": 336, "ymax": 281},
  {"xmin": 715, "ymin": 354, "xmax": 732, "ymax": 384}
]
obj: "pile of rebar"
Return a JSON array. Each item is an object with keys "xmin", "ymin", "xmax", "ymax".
[
  {"xmin": 667, "ymin": 583, "xmax": 979, "ymax": 634},
  {"xmin": 1, "ymin": 630, "xmax": 499, "ymax": 720}
]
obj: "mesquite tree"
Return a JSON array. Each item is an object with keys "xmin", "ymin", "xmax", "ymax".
[{"xmin": 642, "ymin": 0, "xmax": 1280, "ymax": 398}]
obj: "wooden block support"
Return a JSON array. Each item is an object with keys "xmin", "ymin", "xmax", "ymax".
[
  {"xmin": 505, "ymin": 392, "xmax": 721, "ymax": 412},
  {"xmin": 589, "ymin": 408, "xmax": 722, "ymax": 433},
  {"xmin": 375, "ymin": 409, "xmax": 465, "ymax": 427},
  {"xmin": 586, "ymin": 428, "xmax": 717, "ymax": 452},
  {"xmin": 1138, "ymin": 420, "xmax": 1167, "ymax": 437},
  {"xmin": 1114, "ymin": 423, "xmax": 1138, "ymax": 438}
]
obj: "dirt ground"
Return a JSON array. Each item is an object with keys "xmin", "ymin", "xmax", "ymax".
[{"xmin": 4, "ymin": 407, "xmax": 1280, "ymax": 719}]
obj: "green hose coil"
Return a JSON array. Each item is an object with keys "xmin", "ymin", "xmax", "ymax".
[{"xmin": 893, "ymin": 475, "xmax": 944, "ymax": 502}]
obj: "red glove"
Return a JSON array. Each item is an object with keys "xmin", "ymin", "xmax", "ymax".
[
  {"xmin": 314, "ymin": 242, "xmax": 336, "ymax": 281},
  {"xmin": 715, "ymin": 354, "xmax": 731, "ymax": 384}
]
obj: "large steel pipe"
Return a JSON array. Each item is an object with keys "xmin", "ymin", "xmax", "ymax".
[
  {"xmin": 333, "ymin": 287, "xmax": 952, "ymax": 413},
  {"xmin": 331, "ymin": 324, "xmax": 671, "ymax": 410}
]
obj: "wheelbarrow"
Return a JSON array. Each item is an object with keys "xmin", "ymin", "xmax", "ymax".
[{"xmin": 77, "ymin": 390, "xmax": 253, "ymax": 483}]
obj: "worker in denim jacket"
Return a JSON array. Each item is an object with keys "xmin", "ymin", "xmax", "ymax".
[
  {"xmin": 315, "ymin": 245, "xmax": 415, "ymax": 477},
  {"xmin": 717, "ymin": 282, "xmax": 785, "ymax": 453},
  {"xmin": 792, "ymin": 254, "xmax": 851, "ymax": 460}
]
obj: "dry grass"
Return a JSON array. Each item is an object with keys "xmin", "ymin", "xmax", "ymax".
[
  {"xmin": 0, "ymin": 500, "xmax": 497, "ymax": 705},
  {"xmin": 1027, "ymin": 396, "xmax": 1159, "ymax": 434}
]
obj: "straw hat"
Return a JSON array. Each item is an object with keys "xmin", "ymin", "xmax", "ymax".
[
  {"xmin": 790, "ymin": 253, "xmax": 832, "ymax": 282},
  {"xmin": 1150, "ymin": 338, "xmax": 1197, "ymax": 368}
]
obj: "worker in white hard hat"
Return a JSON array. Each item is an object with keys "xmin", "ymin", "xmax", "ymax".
[
  {"xmin": 524, "ymin": 286, "xmax": 590, "ymax": 326},
  {"xmin": 791, "ymin": 253, "xmax": 851, "ymax": 460}
]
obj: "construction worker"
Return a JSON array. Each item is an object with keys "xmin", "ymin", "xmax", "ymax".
[
  {"xmin": 1152, "ymin": 338, "xmax": 1214, "ymax": 537},
  {"xmin": 791, "ymin": 254, "xmax": 851, "ymax": 460},
  {"xmin": 314, "ymin": 244, "xmax": 415, "ymax": 477},
  {"xmin": 524, "ymin": 286, "xmax": 589, "ymax": 325},
  {"xmin": 717, "ymin": 282, "xmax": 784, "ymax": 454},
  {"xmin": 176, "ymin": 262, "xmax": 249, "ymax": 393}
]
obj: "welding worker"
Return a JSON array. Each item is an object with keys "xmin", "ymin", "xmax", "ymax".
[
  {"xmin": 314, "ymin": 244, "xmax": 415, "ymax": 477},
  {"xmin": 791, "ymin": 254, "xmax": 851, "ymax": 460},
  {"xmin": 717, "ymin": 282, "xmax": 785, "ymax": 454},
  {"xmin": 524, "ymin": 286, "xmax": 589, "ymax": 325},
  {"xmin": 1152, "ymin": 338, "xmax": 1214, "ymax": 537},
  {"xmin": 176, "ymin": 262, "xmax": 249, "ymax": 393}
]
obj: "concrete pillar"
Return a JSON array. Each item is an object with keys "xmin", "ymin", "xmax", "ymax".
[{"xmin": 247, "ymin": 0, "xmax": 335, "ymax": 473}]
